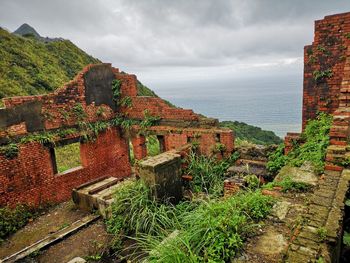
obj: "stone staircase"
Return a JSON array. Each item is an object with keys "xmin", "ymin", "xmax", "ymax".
[
  {"xmin": 287, "ymin": 52, "xmax": 350, "ymax": 262},
  {"xmin": 226, "ymin": 144, "xmax": 276, "ymax": 180},
  {"xmin": 72, "ymin": 176, "xmax": 133, "ymax": 219}
]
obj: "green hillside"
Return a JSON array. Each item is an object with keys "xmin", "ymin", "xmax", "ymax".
[
  {"xmin": 0, "ymin": 28, "xmax": 100, "ymax": 100},
  {"xmin": 220, "ymin": 120, "xmax": 282, "ymax": 145},
  {"xmin": 0, "ymin": 28, "xmax": 157, "ymax": 105}
]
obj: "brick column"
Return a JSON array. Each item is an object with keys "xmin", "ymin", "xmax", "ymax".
[{"xmin": 131, "ymin": 135, "xmax": 147, "ymax": 160}]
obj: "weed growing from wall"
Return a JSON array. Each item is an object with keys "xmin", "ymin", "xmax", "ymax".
[
  {"xmin": 0, "ymin": 143, "xmax": 19, "ymax": 159},
  {"xmin": 112, "ymin": 79, "xmax": 122, "ymax": 103},
  {"xmin": 267, "ymin": 113, "xmax": 332, "ymax": 175}
]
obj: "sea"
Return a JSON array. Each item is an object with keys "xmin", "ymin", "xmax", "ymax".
[{"xmin": 149, "ymin": 73, "xmax": 303, "ymax": 139}]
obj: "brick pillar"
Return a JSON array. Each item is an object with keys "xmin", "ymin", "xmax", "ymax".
[
  {"xmin": 220, "ymin": 131, "xmax": 235, "ymax": 158},
  {"xmin": 284, "ymin": 132, "xmax": 302, "ymax": 155},
  {"xmin": 131, "ymin": 135, "xmax": 147, "ymax": 160}
]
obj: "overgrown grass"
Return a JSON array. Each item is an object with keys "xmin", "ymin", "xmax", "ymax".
[
  {"xmin": 107, "ymin": 180, "xmax": 274, "ymax": 262},
  {"xmin": 106, "ymin": 181, "xmax": 179, "ymax": 250},
  {"xmin": 185, "ymin": 152, "xmax": 239, "ymax": 196},
  {"xmin": 267, "ymin": 113, "xmax": 332, "ymax": 175},
  {"xmin": 263, "ymin": 176, "xmax": 311, "ymax": 193}
]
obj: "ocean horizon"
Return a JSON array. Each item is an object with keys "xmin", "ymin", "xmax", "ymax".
[{"xmin": 149, "ymin": 73, "xmax": 303, "ymax": 138}]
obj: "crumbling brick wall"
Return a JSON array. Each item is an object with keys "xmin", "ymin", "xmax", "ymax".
[
  {"xmin": 0, "ymin": 63, "xmax": 234, "ymax": 207},
  {"xmin": 286, "ymin": 12, "xmax": 350, "ymax": 262},
  {"xmin": 0, "ymin": 128, "xmax": 130, "ymax": 207},
  {"xmin": 302, "ymin": 12, "xmax": 350, "ymax": 129}
]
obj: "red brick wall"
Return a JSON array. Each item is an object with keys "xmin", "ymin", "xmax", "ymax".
[
  {"xmin": 146, "ymin": 126, "xmax": 234, "ymax": 158},
  {"xmin": 0, "ymin": 63, "xmax": 234, "ymax": 207},
  {"xmin": 131, "ymin": 135, "xmax": 147, "ymax": 160},
  {"xmin": 302, "ymin": 12, "xmax": 350, "ymax": 128},
  {"xmin": 284, "ymin": 132, "xmax": 302, "ymax": 155},
  {"xmin": 0, "ymin": 128, "xmax": 131, "ymax": 207},
  {"xmin": 121, "ymin": 96, "xmax": 200, "ymax": 121}
]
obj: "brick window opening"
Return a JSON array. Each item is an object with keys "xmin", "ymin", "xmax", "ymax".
[
  {"xmin": 51, "ymin": 142, "xmax": 82, "ymax": 174},
  {"xmin": 146, "ymin": 135, "xmax": 161, "ymax": 156}
]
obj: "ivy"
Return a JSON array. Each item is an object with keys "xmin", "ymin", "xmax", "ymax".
[
  {"xmin": 112, "ymin": 79, "xmax": 122, "ymax": 103},
  {"xmin": 0, "ymin": 143, "xmax": 19, "ymax": 159},
  {"xmin": 20, "ymin": 132, "xmax": 56, "ymax": 146},
  {"xmin": 313, "ymin": 69, "xmax": 333, "ymax": 82},
  {"xmin": 96, "ymin": 107, "xmax": 105, "ymax": 117},
  {"xmin": 308, "ymin": 55, "xmax": 317, "ymax": 65},
  {"xmin": 78, "ymin": 121, "xmax": 113, "ymax": 142},
  {"xmin": 316, "ymin": 45, "xmax": 331, "ymax": 56},
  {"xmin": 139, "ymin": 110, "xmax": 161, "ymax": 131},
  {"xmin": 0, "ymin": 109, "xmax": 161, "ymax": 157},
  {"xmin": 119, "ymin": 96, "xmax": 132, "ymax": 107},
  {"xmin": 71, "ymin": 103, "xmax": 86, "ymax": 121}
]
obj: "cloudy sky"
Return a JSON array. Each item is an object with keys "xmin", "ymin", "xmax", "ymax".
[{"xmin": 1, "ymin": 0, "xmax": 349, "ymax": 84}]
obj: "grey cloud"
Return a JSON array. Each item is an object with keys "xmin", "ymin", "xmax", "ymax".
[{"xmin": 0, "ymin": 0, "xmax": 349, "ymax": 78}]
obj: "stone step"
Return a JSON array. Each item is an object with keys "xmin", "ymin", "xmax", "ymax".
[
  {"xmin": 72, "ymin": 176, "xmax": 132, "ymax": 218},
  {"xmin": 235, "ymin": 158, "xmax": 267, "ymax": 168}
]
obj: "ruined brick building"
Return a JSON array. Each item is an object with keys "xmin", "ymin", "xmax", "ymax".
[
  {"xmin": 0, "ymin": 64, "xmax": 234, "ymax": 207},
  {"xmin": 284, "ymin": 12, "xmax": 350, "ymax": 262}
]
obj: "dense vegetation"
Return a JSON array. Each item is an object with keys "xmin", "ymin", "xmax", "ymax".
[
  {"xmin": 0, "ymin": 28, "xmax": 99, "ymax": 100},
  {"xmin": 220, "ymin": 121, "xmax": 282, "ymax": 145},
  {"xmin": 267, "ymin": 113, "xmax": 332, "ymax": 175},
  {"xmin": 0, "ymin": 205, "xmax": 34, "ymax": 243},
  {"xmin": 107, "ymin": 179, "xmax": 274, "ymax": 263}
]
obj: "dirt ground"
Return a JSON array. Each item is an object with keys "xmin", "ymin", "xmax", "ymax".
[
  {"xmin": 36, "ymin": 220, "xmax": 110, "ymax": 263},
  {"xmin": 0, "ymin": 201, "xmax": 110, "ymax": 262}
]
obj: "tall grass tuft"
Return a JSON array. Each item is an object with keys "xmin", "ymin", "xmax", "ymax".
[
  {"xmin": 107, "ymin": 178, "xmax": 274, "ymax": 262},
  {"xmin": 186, "ymin": 151, "xmax": 239, "ymax": 196}
]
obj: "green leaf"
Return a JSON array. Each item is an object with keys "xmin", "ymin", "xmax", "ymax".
[
  {"xmin": 345, "ymin": 199, "xmax": 350, "ymax": 207},
  {"xmin": 343, "ymin": 231, "xmax": 350, "ymax": 246}
]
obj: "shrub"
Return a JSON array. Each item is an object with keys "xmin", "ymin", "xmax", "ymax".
[
  {"xmin": 266, "ymin": 144, "xmax": 287, "ymax": 175},
  {"xmin": 267, "ymin": 113, "xmax": 332, "ymax": 175},
  {"xmin": 0, "ymin": 143, "xmax": 19, "ymax": 159},
  {"xmin": 0, "ymin": 205, "xmax": 33, "ymax": 242},
  {"xmin": 263, "ymin": 177, "xmax": 310, "ymax": 193}
]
